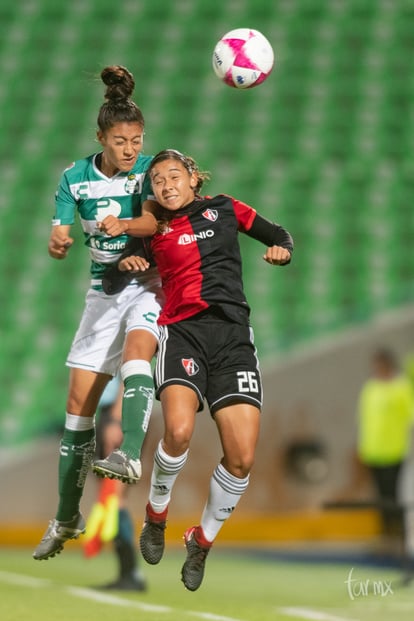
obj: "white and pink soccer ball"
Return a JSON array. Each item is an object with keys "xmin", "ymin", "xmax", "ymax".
[{"xmin": 212, "ymin": 28, "xmax": 274, "ymax": 89}]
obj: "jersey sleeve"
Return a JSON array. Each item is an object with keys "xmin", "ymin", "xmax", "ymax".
[
  {"xmin": 229, "ymin": 196, "xmax": 258, "ymax": 232},
  {"xmin": 246, "ymin": 213, "xmax": 294, "ymax": 253},
  {"xmin": 52, "ymin": 168, "xmax": 76, "ymax": 226},
  {"xmin": 230, "ymin": 195, "xmax": 294, "ymax": 253}
]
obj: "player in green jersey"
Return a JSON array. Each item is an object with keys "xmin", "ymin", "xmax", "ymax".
[{"xmin": 33, "ymin": 65, "xmax": 163, "ymax": 562}]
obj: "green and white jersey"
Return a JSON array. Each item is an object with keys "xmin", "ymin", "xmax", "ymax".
[{"xmin": 53, "ymin": 152, "xmax": 153, "ymax": 290}]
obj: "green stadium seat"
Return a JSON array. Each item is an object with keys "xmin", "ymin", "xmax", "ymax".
[{"xmin": 1, "ymin": 0, "xmax": 414, "ymax": 446}]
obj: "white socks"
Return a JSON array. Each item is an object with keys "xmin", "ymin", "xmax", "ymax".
[
  {"xmin": 148, "ymin": 443, "xmax": 250, "ymax": 543},
  {"xmin": 65, "ymin": 413, "xmax": 94, "ymax": 431},
  {"xmin": 149, "ymin": 440, "xmax": 189, "ymax": 513},
  {"xmin": 200, "ymin": 463, "xmax": 250, "ymax": 542}
]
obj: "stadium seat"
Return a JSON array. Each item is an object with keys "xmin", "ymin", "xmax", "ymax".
[{"xmin": 1, "ymin": 0, "xmax": 414, "ymax": 445}]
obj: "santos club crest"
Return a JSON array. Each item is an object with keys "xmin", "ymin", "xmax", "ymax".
[{"xmin": 181, "ymin": 358, "xmax": 200, "ymax": 376}]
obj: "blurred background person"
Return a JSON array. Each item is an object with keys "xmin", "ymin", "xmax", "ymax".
[
  {"xmin": 83, "ymin": 375, "xmax": 147, "ymax": 591},
  {"xmin": 357, "ymin": 347, "xmax": 414, "ymax": 540}
]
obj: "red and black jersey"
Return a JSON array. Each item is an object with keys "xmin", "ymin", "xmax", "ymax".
[
  {"xmin": 148, "ymin": 194, "xmax": 293, "ymax": 326},
  {"xmin": 102, "ymin": 194, "xmax": 293, "ymax": 323}
]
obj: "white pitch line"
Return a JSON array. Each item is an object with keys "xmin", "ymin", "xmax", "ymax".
[
  {"xmin": 0, "ymin": 570, "xmax": 52, "ymax": 588},
  {"xmin": 68, "ymin": 586, "xmax": 172, "ymax": 613},
  {"xmin": 278, "ymin": 607, "xmax": 359, "ymax": 621},
  {"xmin": 70, "ymin": 587, "xmax": 244, "ymax": 620},
  {"xmin": 188, "ymin": 612, "xmax": 245, "ymax": 621},
  {"xmin": 0, "ymin": 571, "xmax": 245, "ymax": 621}
]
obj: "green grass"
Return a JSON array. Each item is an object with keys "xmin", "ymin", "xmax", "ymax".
[{"xmin": 0, "ymin": 547, "xmax": 413, "ymax": 621}]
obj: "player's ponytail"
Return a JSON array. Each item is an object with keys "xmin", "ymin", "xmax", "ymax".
[{"xmin": 97, "ymin": 65, "xmax": 145, "ymax": 132}]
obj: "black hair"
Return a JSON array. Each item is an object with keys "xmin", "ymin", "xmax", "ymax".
[{"xmin": 97, "ymin": 65, "xmax": 145, "ymax": 132}]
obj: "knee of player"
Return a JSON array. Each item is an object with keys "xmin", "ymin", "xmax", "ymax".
[
  {"xmin": 164, "ymin": 426, "xmax": 192, "ymax": 454},
  {"xmin": 225, "ymin": 454, "xmax": 255, "ymax": 479}
]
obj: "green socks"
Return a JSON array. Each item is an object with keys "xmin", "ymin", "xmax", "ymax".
[
  {"xmin": 56, "ymin": 426, "xmax": 95, "ymax": 522},
  {"xmin": 120, "ymin": 364, "xmax": 154, "ymax": 460}
]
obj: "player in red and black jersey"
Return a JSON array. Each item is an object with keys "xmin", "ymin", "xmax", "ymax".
[{"xmin": 99, "ymin": 149, "xmax": 293, "ymax": 590}]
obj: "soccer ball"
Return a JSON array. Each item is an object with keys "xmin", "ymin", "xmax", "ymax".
[{"xmin": 212, "ymin": 28, "xmax": 274, "ymax": 89}]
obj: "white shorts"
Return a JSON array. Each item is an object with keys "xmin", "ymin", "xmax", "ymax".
[{"xmin": 66, "ymin": 269, "xmax": 164, "ymax": 376}]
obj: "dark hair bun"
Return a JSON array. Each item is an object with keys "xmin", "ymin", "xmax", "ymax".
[{"xmin": 101, "ymin": 65, "xmax": 135, "ymax": 101}]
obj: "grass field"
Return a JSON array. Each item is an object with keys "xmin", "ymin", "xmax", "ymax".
[{"xmin": 0, "ymin": 546, "xmax": 413, "ymax": 621}]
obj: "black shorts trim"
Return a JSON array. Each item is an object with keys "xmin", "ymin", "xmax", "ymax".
[{"xmin": 210, "ymin": 393, "xmax": 262, "ymax": 415}]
